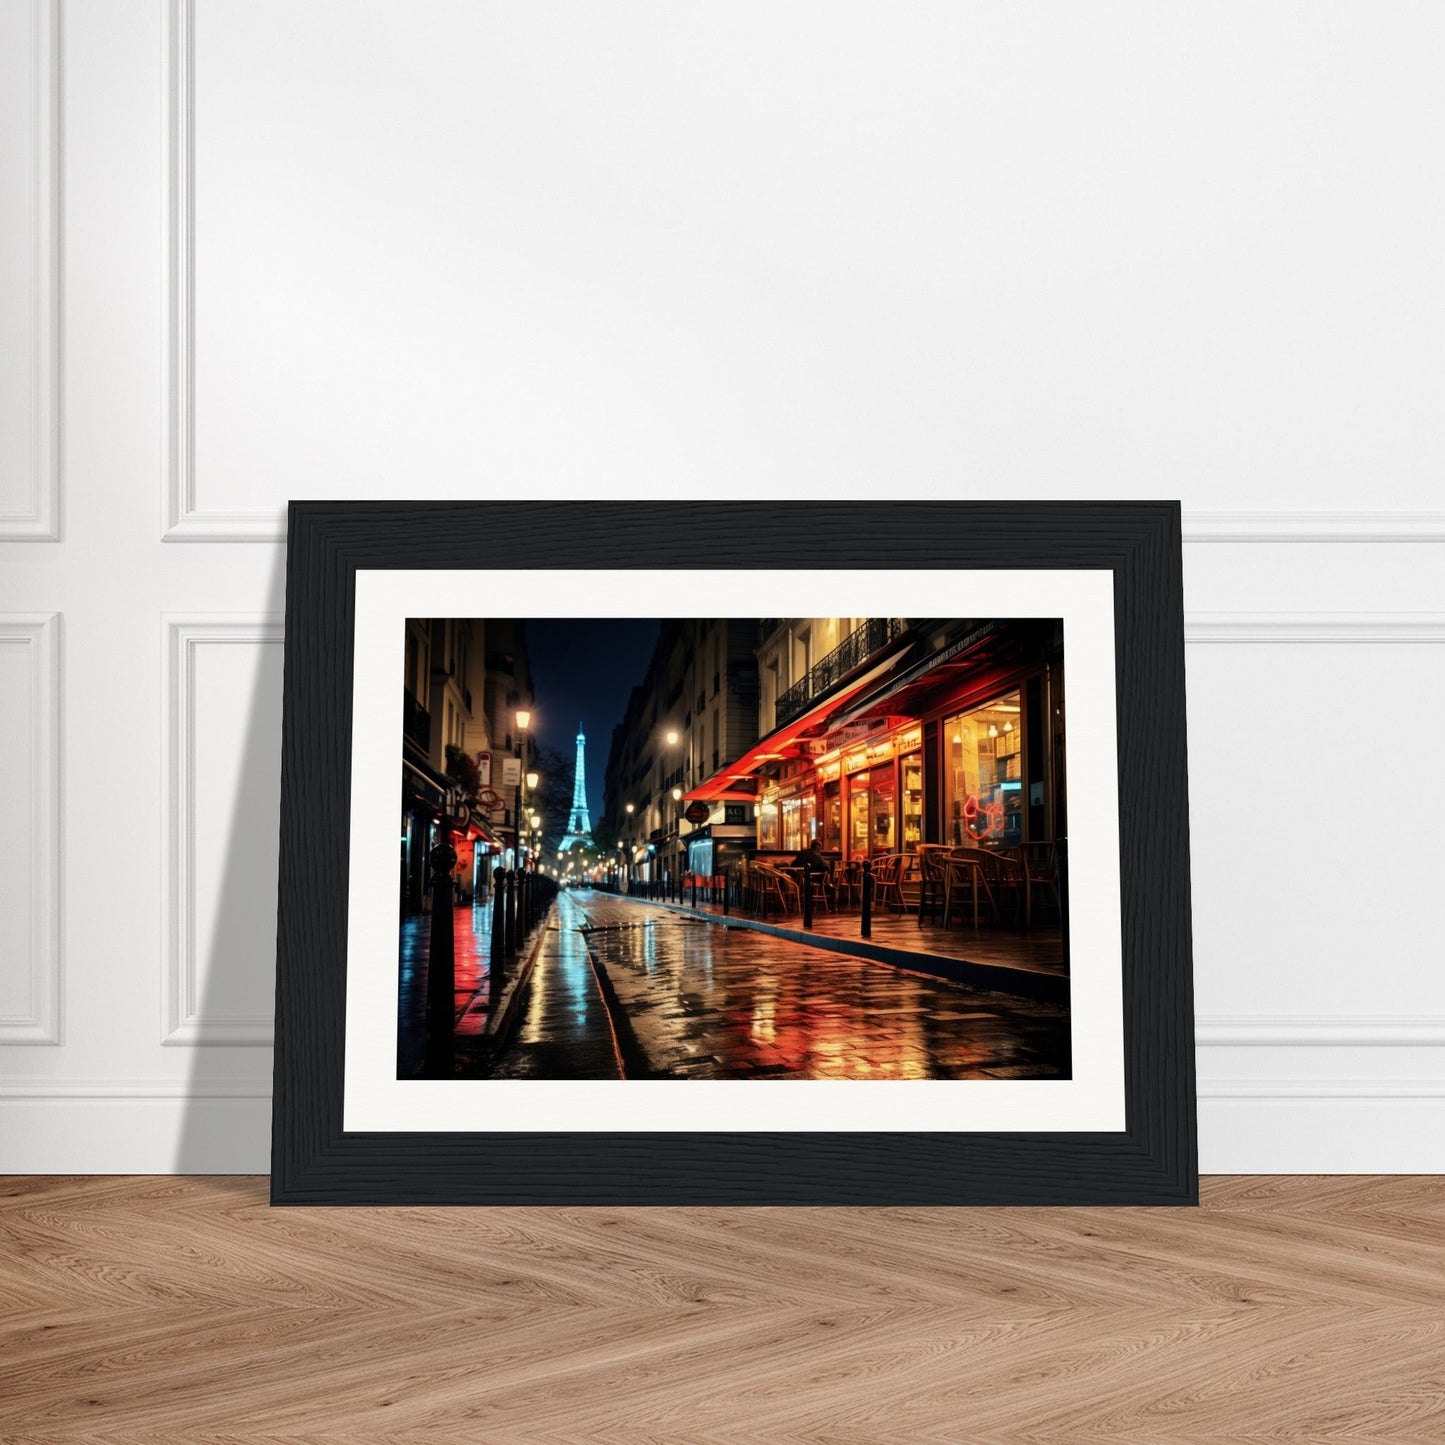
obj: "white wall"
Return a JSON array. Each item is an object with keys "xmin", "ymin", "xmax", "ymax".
[{"xmin": 2, "ymin": 0, "xmax": 1442, "ymax": 1171}]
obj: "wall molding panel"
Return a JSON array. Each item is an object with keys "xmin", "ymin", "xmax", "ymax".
[
  {"xmin": 0, "ymin": 1077, "xmax": 271, "ymax": 1099},
  {"xmin": 1185, "ymin": 613, "xmax": 1445, "ymax": 645},
  {"xmin": 0, "ymin": 613, "xmax": 62, "ymax": 1043},
  {"xmin": 1, "ymin": 0, "xmax": 60, "ymax": 541},
  {"xmin": 1181, "ymin": 512, "xmax": 1445, "ymax": 543},
  {"xmin": 161, "ymin": 614, "xmax": 283, "ymax": 1045},
  {"xmin": 160, "ymin": 0, "xmax": 195, "ymax": 542},
  {"xmin": 1197, "ymin": 1016, "xmax": 1445, "ymax": 1047}
]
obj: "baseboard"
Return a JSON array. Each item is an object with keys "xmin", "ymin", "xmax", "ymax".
[
  {"xmin": 1199, "ymin": 1097, "xmax": 1445, "ymax": 1173},
  {"xmin": 3, "ymin": 1093, "xmax": 1441, "ymax": 1176},
  {"xmin": 0, "ymin": 1097, "xmax": 272, "ymax": 1173}
]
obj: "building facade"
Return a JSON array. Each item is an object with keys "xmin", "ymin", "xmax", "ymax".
[
  {"xmin": 400, "ymin": 617, "xmax": 537, "ymax": 914},
  {"xmin": 688, "ymin": 616, "xmax": 1067, "ymax": 865},
  {"xmin": 602, "ymin": 619, "xmax": 760, "ymax": 887}
]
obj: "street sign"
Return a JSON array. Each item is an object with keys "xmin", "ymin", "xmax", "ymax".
[
  {"xmin": 500, "ymin": 757, "xmax": 521, "ymax": 787},
  {"xmin": 477, "ymin": 751, "xmax": 491, "ymax": 786},
  {"xmin": 683, "ymin": 800, "xmax": 710, "ymax": 825}
]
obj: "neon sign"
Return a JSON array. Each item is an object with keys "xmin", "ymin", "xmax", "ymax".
[{"xmin": 962, "ymin": 793, "xmax": 1005, "ymax": 840}]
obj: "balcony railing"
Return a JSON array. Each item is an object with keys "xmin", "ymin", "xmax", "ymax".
[
  {"xmin": 403, "ymin": 690, "xmax": 431, "ymax": 753},
  {"xmin": 774, "ymin": 617, "xmax": 906, "ymax": 726}
]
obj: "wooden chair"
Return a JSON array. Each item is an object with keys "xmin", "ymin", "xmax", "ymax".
[
  {"xmin": 834, "ymin": 860, "xmax": 863, "ymax": 907},
  {"xmin": 1002, "ymin": 842, "xmax": 1062, "ymax": 927},
  {"xmin": 946, "ymin": 848, "xmax": 1025, "ymax": 926},
  {"xmin": 871, "ymin": 853, "xmax": 905, "ymax": 911},
  {"xmin": 916, "ymin": 847, "xmax": 948, "ymax": 927},
  {"xmin": 752, "ymin": 863, "xmax": 800, "ymax": 916}
]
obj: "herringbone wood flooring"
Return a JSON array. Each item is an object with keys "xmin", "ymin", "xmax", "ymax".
[{"xmin": 2, "ymin": 1176, "xmax": 1441, "ymax": 1442}]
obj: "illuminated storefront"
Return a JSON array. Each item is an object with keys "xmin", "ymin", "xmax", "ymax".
[{"xmin": 686, "ymin": 618, "xmax": 1066, "ymax": 863}]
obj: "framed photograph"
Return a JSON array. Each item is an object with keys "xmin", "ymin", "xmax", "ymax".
[{"xmin": 272, "ymin": 502, "xmax": 1196, "ymax": 1204}]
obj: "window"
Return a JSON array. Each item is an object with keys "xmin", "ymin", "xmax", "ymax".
[
  {"xmin": 781, "ymin": 793, "xmax": 816, "ymax": 853},
  {"xmin": 869, "ymin": 768, "xmax": 896, "ymax": 855},
  {"xmin": 822, "ymin": 779, "xmax": 842, "ymax": 851},
  {"xmin": 944, "ymin": 691, "xmax": 1023, "ymax": 847},
  {"xmin": 794, "ymin": 628, "xmax": 811, "ymax": 680},
  {"xmin": 757, "ymin": 801, "xmax": 780, "ymax": 850},
  {"xmin": 847, "ymin": 771, "xmax": 870, "ymax": 858},
  {"xmin": 901, "ymin": 751, "xmax": 923, "ymax": 852}
]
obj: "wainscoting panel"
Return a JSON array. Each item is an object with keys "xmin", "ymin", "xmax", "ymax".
[
  {"xmin": 160, "ymin": 617, "xmax": 283, "ymax": 1046},
  {"xmin": 0, "ymin": 613, "xmax": 60, "ymax": 1044},
  {"xmin": 0, "ymin": 0, "xmax": 59, "ymax": 539}
]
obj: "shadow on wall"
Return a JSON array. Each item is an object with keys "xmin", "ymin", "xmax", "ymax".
[{"xmin": 174, "ymin": 549, "xmax": 287, "ymax": 1172}]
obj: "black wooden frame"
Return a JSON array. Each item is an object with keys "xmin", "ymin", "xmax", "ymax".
[{"xmin": 271, "ymin": 501, "xmax": 1196, "ymax": 1205}]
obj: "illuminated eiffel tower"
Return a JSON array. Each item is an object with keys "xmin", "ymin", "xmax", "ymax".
[{"xmin": 559, "ymin": 723, "xmax": 593, "ymax": 853}]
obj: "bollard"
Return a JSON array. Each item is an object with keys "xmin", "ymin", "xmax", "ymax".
[
  {"xmin": 860, "ymin": 858, "xmax": 873, "ymax": 939},
  {"xmin": 689, "ymin": 872, "xmax": 696, "ymax": 908},
  {"xmin": 722, "ymin": 869, "xmax": 730, "ymax": 916},
  {"xmin": 489, "ymin": 865, "xmax": 507, "ymax": 983},
  {"xmin": 502, "ymin": 869, "xmax": 516, "ymax": 957},
  {"xmin": 802, "ymin": 869, "xmax": 813, "ymax": 930},
  {"xmin": 423, "ymin": 842, "xmax": 459, "ymax": 1076}
]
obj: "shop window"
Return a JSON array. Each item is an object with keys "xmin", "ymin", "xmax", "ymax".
[
  {"xmin": 757, "ymin": 801, "xmax": 780, "ymax": 850},
  {"xmin": 944, "ymin": 691, "xmax": 1023, "ymax": 847},
  {"xmin": 780, "ymin": 794, "xmax": 817, "ymax": 853},
  {"xmin": 870, "ymin": 768, "xmax": 896, "ymax": 855},
  {"xmin": 901, "ymin": 751, "xmax": 923, "ymax": 852},
  {"xmin": 847, "ymin": 771, "xmax": 870, "ymax": 858},
  {"xmin": 781, "ymin": 796, "xmax": 803, "ymax": 853},
  {"xmin": 822, "ymin": 779, "xmax": 842, "ymax": 852}
]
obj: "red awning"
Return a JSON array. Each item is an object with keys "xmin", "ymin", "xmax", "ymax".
[
  {"xmin": 824, "ymin": 619, "xmax": 1020, "ymax": 732},
  {"xmin": 685, "ymin": 649, "xmax": 910, "ymax": 802}
]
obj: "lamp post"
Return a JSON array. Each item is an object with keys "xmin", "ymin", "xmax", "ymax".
[
  {"xmin": 665, "ymin": 726, "xmax": 685, "ymax": 904},
  {"xmin": 507, "ymin": 707, "xmax": 530, "ymax": 955}
]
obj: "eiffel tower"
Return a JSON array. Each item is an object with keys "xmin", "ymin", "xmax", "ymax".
[{"xmin": 559, "ymin": 723, "xmax": 593, "ymax": 854}]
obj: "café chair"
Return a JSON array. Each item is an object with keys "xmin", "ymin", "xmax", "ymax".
[
  {"xmin": 916, "ymin": 848, "xmax": 948, "ymax": 927},
  {"xmin": 872, "ymin": 852, "xmax": 905, "ymax": 911}
]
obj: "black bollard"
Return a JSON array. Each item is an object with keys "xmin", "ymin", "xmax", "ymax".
[
  {"xmin": 722, "ymin": 868, "xmax": 730, "ymax": 916},
  {"xmin": 502, "ymin": 868, "xmax": 516, "ymax": 957},
  {"xmin": 689, "ymin": 872, "xmax": 696, "ymax": 908},
  {"xmin": 489, "ymin": 865, "xmax": 507, "ymax": 983},
  {"xmin": 860, "ymin": 858, "xmax": 873, "ymax": 939},
  {"xmin": 423, "ymin": 841, "xmax": 459, "ymax": 1076},
  {"xmin": 802, "ymin": 869, "xmax": 813, "ymax": 931}
]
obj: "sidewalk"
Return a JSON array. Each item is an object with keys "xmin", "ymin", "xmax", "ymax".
[
  {"xmin": 603, "ymin": 890, "xmax": 1067, "ymax": 1005},
  {"xmin": 396, "ymin": 898, "xmax": 551, "ymax": 1077},
  {"xmin": 480, "ymin": 894, "xmax": 623, "ymax": 1079}
]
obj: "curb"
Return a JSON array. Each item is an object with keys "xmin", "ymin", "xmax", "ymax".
[
  {"xmin": 605, "ymin": 895, "xmax": 1070, "ymax": 1007},
  {"xmin": 575, "ymin": 929, "xmax": 654, "ymax": 1080},
  {"xmin": 471, "ymin": 902, "xmax": 556, "ymax": 1058}
]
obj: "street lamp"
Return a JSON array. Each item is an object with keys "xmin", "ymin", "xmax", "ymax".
[
  {"xmin": 665, "ymin": 728, "xmax": 679, "ymax": 746},
  {"xmin": 513, "ymin": 707, "xmax": 532, "ymax": 870}
]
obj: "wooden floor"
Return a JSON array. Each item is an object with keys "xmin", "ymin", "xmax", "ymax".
[{"xmin": 3, "ymin": 1177, "xmax": 1442, "ymax": 1442}]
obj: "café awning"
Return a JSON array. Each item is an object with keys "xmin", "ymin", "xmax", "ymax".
[
  {"xmin": 684, "ymin": 648, "xmax": 910, "ymax": 802},
  {"xmin": 825, "ymin": 619, "xmax": 1009, "ymax": 732}
]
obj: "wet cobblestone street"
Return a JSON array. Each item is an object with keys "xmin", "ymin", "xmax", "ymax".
[{"xmin": 566, "ymin": 891, "xmax": 1070, "ymax": 1080}]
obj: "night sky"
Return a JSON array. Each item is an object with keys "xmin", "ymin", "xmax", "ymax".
[{"xmin": 523, "ymin": 619, "xmax": 661, "ymax": 824}]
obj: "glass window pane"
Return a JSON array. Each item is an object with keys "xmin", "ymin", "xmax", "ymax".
[{"xmin": 944, "ymin": 691, "xmax": 1022, "ymax": 847}]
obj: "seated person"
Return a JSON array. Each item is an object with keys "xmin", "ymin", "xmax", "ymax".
[{"xmin": 790, "ymin": 840, "xmax": 829, "ymax": 875}]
